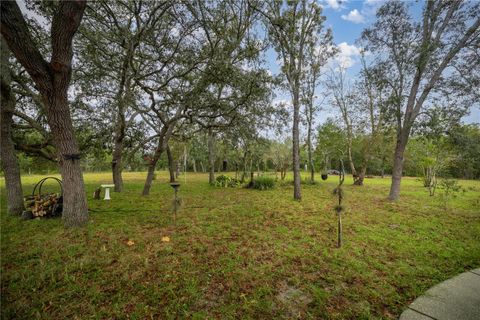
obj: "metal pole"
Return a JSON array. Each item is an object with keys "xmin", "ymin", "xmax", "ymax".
[{"xmin": 174, "ymin": 187, "xmax": 178, "ymax": 225}]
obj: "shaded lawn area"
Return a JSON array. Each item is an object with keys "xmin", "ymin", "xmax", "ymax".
[{"xmin": 1, "ymin": 172, "xmax": 479, "ymax": 319}]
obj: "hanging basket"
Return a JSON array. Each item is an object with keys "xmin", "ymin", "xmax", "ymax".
[
  {"xmin": 321, "ymin": 173, "xmax": 328, "ymax": 181},
  {"xmin": 23, "ymin": 177, "xmax": 63, "ymax": 219}
]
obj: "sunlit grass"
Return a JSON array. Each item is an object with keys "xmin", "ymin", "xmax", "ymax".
[{"xmin": 1, "ymin": 171, "xmax": 479, "ymax": 319}]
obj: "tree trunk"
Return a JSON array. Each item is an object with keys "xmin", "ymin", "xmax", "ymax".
[
  {"xmin": 241, "ymin": 151, "xmax": 248, "ymax": 183},
  {"xmin": 111, "ymin": 164, "xmax": 124, "ymax": 193},
  {"xmin": 175, "ymin": 161, "xmax": 180, "ymax": 179},
  {"xmin": 143, "ymin": 164, "xmax": 156, "ymax": 195},
  {"xmin": 200, "ymin": 161, "xmax": 205, "ymax": 173},
  {"xmin": 48, "ymin": 94, "xmax": 88, "ymax": 227},
  {"xmin": 208, "ymin": 128, "xmax": 215, "ymax": 184},
  {"xmin": 388, "ymin": 133, "xmax": 408, "ymax": 200},
  {"xmin": 249, "ymin": 171, "xmax": 254, "ymax": 187},
  {"xmin": 353, "ymin": 166, "xmax": 367, "ymax": 186},
  {"xmin": 192, "ymin": 159, "xmax": 197, "ymax": 173},
  {"xmin": 111, "ymin": 117, "xmax": 125, "ymax": 192},
  {"xmin": 143, "ymin": 138, "xmax": 165, "ymax": 195},
  {"xmin": 166, "ymin": 145, "xmax": 175, "ymax": 183},
  {"xmin": 142, "ymin": 121, "xmax": 176, "ymax": 195},
  {"xmin": 111, "ymin": 48, "xmax": 131, "ymax": 193},
  {"xmin": 347, "ymin": 136, "xmax": 356, "ymax": 178},
  {"xmin": 381, "ymin": 157, "xmax": 385, "ymax": 178},
  {"xmin": 1, "ymin": 0, "xmax": 88, "ymax": 227},
  {"xmin": 307, "ymin": 120, "xmax": 314, "ymax": 182},
  {"xmin": 0, "ymin": 69, "xmax": 24, "ymax": 215},
  {"xmin": 292, "ymin": 90, "xmax": 301, "ymax": 200}
]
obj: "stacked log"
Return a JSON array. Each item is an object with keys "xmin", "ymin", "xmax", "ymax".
[{"xmin": 23, "ymin": 193, "xmax": 63, "ymax": 218}]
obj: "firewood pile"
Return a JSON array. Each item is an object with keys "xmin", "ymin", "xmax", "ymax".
[{"xmin": 22, "ymin": 177, "xmax": 63, "ymax": 220}]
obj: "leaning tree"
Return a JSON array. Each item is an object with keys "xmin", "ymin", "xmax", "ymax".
[{"xmin": 361, "ymin": 0, "xmax": 480, "ymax": 200}]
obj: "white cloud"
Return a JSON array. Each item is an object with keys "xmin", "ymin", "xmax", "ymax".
[
  {"xmin": 341, "ymin": 9, "xmax": 365, "ymax": 23},
  {"xmin": 338, "ymin": 42, "xmax": 361, "ymax": 56},
  {"xmin": 324, "ymin": 0, "xmax": 346, "ymax": 11},
  {"xmin": 364, "ymin": 0, "xmax": 384, "ymax": 5},
  {"xmin": 361, "ymin": 0, "xmax": 384, "ymax": 17},
  {"xmin": 335, "ymin": 42, "xmax": 362, "ymax": 68}
]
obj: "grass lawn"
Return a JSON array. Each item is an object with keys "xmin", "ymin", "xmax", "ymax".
[{"xmin": 1, "ymin": 172, "xmax": 479, "ymax": 319}]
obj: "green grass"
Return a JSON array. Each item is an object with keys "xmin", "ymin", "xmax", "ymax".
[{"xmin": 1, "ymin": 172, "xmax": 479, "ymax": 319}]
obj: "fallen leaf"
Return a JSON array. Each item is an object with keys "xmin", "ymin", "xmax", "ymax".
[
  {"xmin": 161, "ymin": 236, "xmax": 170, "ymax": 242},
  {"xmin": 126, "ymin": 240, "xmax": 135, "ymax": 246}
]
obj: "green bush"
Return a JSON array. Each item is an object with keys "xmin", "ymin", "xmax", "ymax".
[
  {"xmin": 251, "ymin": 176, "xmax": 275, "ymax": 190},
  {"xmin": 303, "ymin": 177, "xmax": 318, "ymax": 185},
  {"xmin": 214, "ymin": 175, "xmax": 241, "ymax": 188},
  {"xmin": 439, "ymin": 178, "xmax": 465, "ymax": 208}
]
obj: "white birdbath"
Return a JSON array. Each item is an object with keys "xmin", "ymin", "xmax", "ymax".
[{"xmin": 101, "ymin": 184, "xmax": 115, "ymax": 200}]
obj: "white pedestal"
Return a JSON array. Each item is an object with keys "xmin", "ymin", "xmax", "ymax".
[
  {"xmin": 104, "ymin": 187, "xmax": 111, "ymax": 200},
  {"xmin": 101, "ymin": 184, "xmax": 115, "ymax": 200}
]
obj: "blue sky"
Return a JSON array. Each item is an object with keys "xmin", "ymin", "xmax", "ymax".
[
  {"xmin": 264, "ymin": 0, "xmax": 390, "ymax": 76},
  {"xmin": 16, "ymin": 0, "xmax": 479, "ymax": 126},
  {"xmin": 263, "ymin": 0, "xmax": 479, "ymax": 127}
]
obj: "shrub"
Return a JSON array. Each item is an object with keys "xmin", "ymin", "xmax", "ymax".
[
  {"xmin": 439, "ymin": 178, "xmax": 465, "ymax": 209},
  {"xmin": 302, "ymin": 177, "xmax": 318, "ymax": 185},
  {"xmin": 214, "ymin": 175, "xmax": 241, "ymax": 188},
  {"xmin": 251, "ymin": 176, "xmax": 275, "ymax": 190},
  {"xmin": 284, "ymin": 178, "xmax": 318, "ymax": 186}
]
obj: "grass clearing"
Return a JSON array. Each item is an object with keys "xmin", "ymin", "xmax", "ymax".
[{"xmin": 1, "ymin": 172, "xmax": 479, "ymax": 319}]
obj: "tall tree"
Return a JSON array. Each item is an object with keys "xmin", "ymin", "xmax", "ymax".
[
  {"xmin": 349, "ymin": 54, "xmax": 390, "ymax": 185},
  {"xmin": 362, "ymin": 0, "xmax": 480, "ymax": 200},
  {"xmin": 125, "ymin": 0, "xmax": 198, "ymax": 195},
  {"xmin": 77, "ymin": 0, "xmax": 169, "ymax": 192},
  {"xmin": 257, "ymin": 0, "xmax": 328, "ymax": 200},
  {"xmin": 327, "ymin": 65, "xmax": 357, "ymax": 181},
  {"xmin": 301, "ymin": 26, "xmax": 335, "ymax": 182},
  {"xmin": 1, "ymin": 1, "xmax": 88, "ymax": 227}
]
